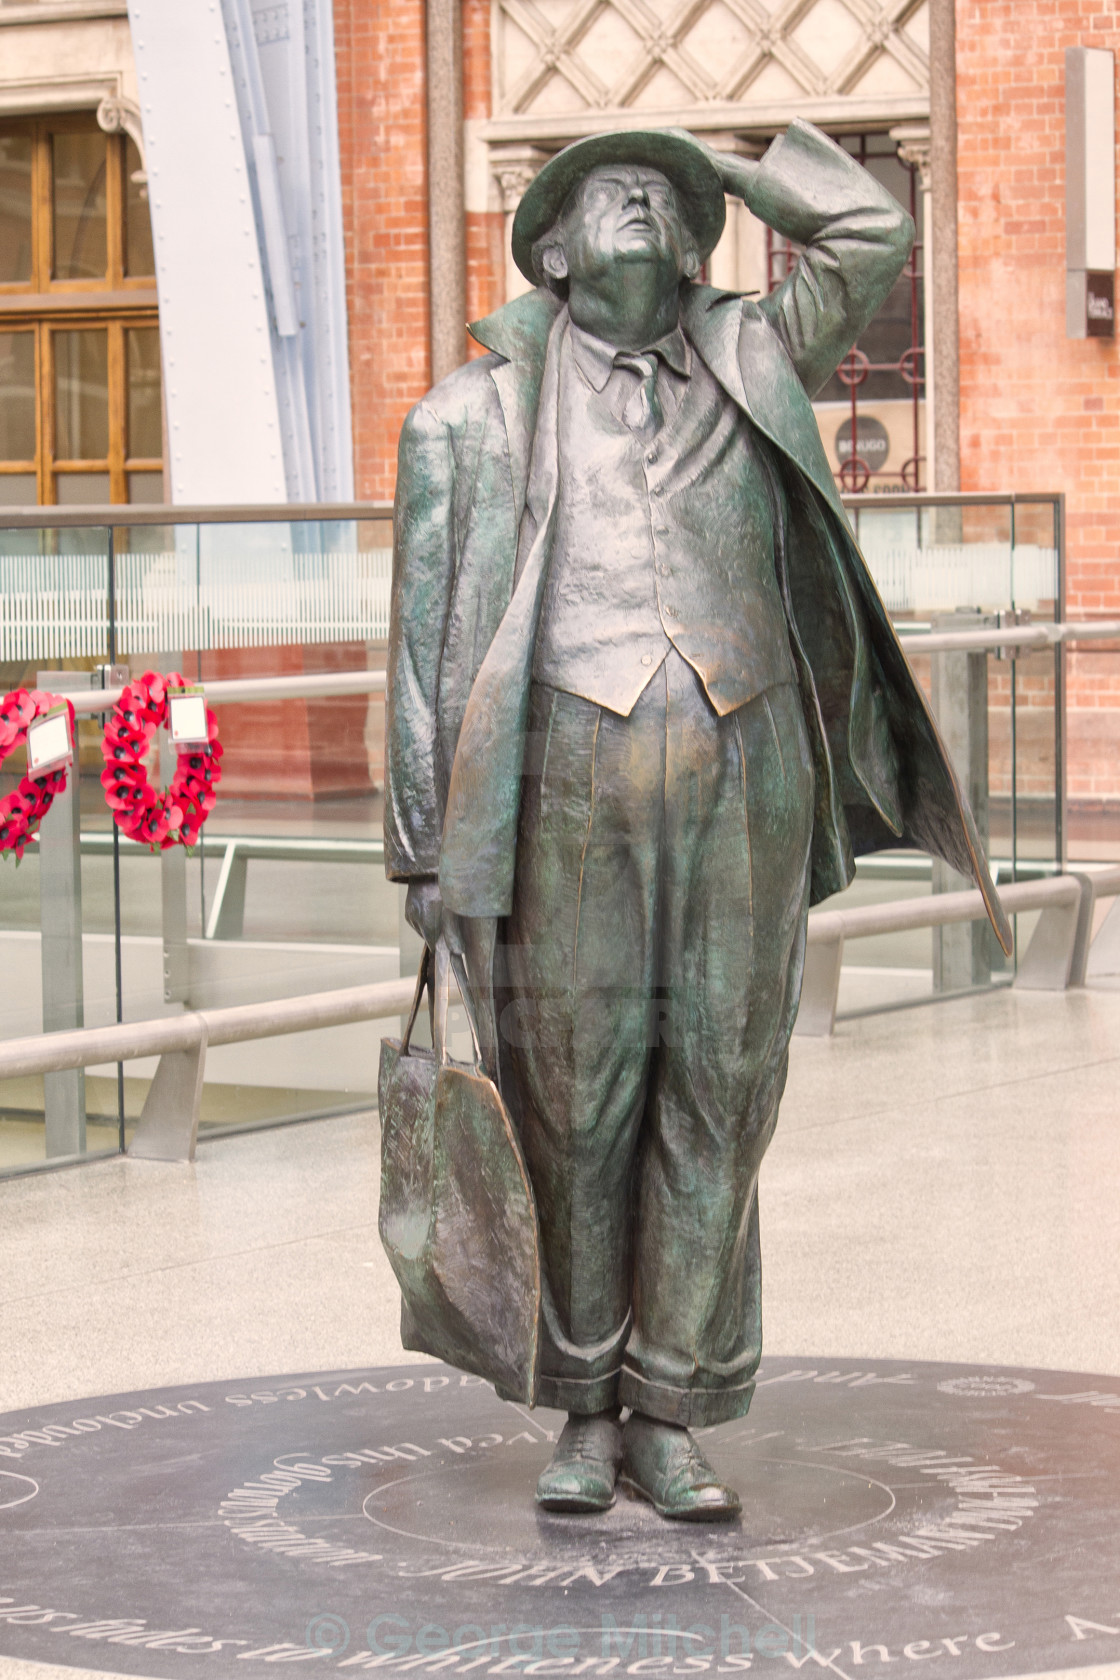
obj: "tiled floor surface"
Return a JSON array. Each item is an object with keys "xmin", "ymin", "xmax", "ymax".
[{"xmin": 2, "ymin": 983, "xmax": 1119, "ymax": 1679}]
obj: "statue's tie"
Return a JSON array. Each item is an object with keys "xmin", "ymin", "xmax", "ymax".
[{"xmin": 614, "ymin": 352, "xmax": 663, "ymax": 440}]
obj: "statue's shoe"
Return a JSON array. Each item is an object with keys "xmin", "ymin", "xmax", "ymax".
[
  {"xmin": 620, "ymin": 1414, "xmax": 741, "ymax": 1522},
  {"xmin": 535, "ymin": 1413, "xmax": 622, "ymax": 1513}
]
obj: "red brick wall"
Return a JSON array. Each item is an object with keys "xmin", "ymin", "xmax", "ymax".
[
  {"xmin": 956, "ymin": 0, "xmax": 1120, "ymax": 813},
  {"xmin": 334, "ymin": 0, "xmax": 500, "ymax": 497},
  {"xmin": 198, "ymin": 645, "xmax": 380, "ymax": 800},
  {"xmin": 334, "ymin": 0, "xmax": 430, "ymax": 501},
  {"xmin": 464, "ymin": 0, "xmax": 506, "ymax": 337}
]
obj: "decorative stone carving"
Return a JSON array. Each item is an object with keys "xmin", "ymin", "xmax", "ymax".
[
  {"xmin": 96, "ymin": 93, "xmax": 146, "ymax": 171},
  {"xmin": 491, "ymin": 143, "xmax": 552, "ymax": 214},
  {"xmin": 892, "ymin": 122, "xmax": 931, "ymax": 190},
  {"xmin": 490, "ymin": 0, "xmax": 931, "ymax": 135}
]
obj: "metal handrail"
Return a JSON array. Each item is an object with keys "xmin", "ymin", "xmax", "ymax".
[
  {"xmin": 64, "ymin": 667, "xmax": 388, "ymax": 715},
  {"xmin": 841, "ymin": 491, "xmax": 1062, "ymax": 509},
  {"xmin": 0, "ymin": 502, "xmax": 394, "ymax": 528},
  {"xmin": 806, "ymin": 874, "xmax": 1082, "ymax": 947},
  {"xmin": 897, "ymin": 620, "xmax": 1120, "ymax": 653},
  {"xmin": 0, "ymin": 974, "xmax": 420, "ymax": 1163},
  {"xmin": 0, "ymin": 494, "xmax": 1053, "ymax": 525},
  {"xmin": 0, "ymin": 976, "xmax": 416, "ymax": 1081},
  {"xmin": 2, "ymin": 874, "xmax": 1111, "ymax": 1079},
  {"xmin": 796, "ymin": 866, "xmax": 1120, "ymax": 1038},
  {"xmin": 1, "ymin": 870, "xmax": 1117, "ymax": 1156},
  {"xmin": 47, "ymin": 620, "xmax": 1119, "ymax": 717}
]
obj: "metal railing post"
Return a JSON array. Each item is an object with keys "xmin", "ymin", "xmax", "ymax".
[
  {"xmin": 1014, "ymin": 879, "xmax": 1088, "ymax": 991},
  {"xmin": 794, "ymin": 923, "xmax": 845, "ymax": 1037},
  {"xmin": 128, "ymin": 1021, "xmax": 208, "ymax": 1162},
  {"xmin": 37, "ymin": 669, "xmax": 95, "ymax": 1157},
  {"xmin": 1087, "ymin": 894, "xmax": 1120, "ymax": 980},
  {"xmin": 160, "ymin": 729, "xmax": 190, "ymax": 1003},
  {"xmin": 929, "ymin": 613, "xmax": 997, "ymax": 990}
]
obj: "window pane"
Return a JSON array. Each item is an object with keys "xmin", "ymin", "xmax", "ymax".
[
  {"xmin": 0, "ymin": 332, "xmax": 35, "ymax": 460},
  {"xmin": 52, "ymin": 129, "xmax": 108, "ymax": 281},
  {"xmin": 55, "ymin": 471, "xmax": 111, "ymax": 504},
  {"xmin": 127, "ymin": 326, "xmax": 162, "ymax": 458},
  {"xmin": 0, "ymin": 474, "xmax": 37, "ymax": 506},
  {"xmin": 124, "ymin": 137, "xmax": 154, "ymax": 277},
  {"xmin": 0, "ymin": 134, "xmax": 32, "ymax": 284},
  {"xmin": 128, "ymin": 471, "xmax": 164, "ymax": 503},
  {"xmin": 54, "ymin": 329, "xmax": 109, "ymax": 459}
]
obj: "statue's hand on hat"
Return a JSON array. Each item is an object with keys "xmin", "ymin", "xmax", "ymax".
[{"xmin": 664, "ymin": 129, "xmax": 759, "ymax": 207}]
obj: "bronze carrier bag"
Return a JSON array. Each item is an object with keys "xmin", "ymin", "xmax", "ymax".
[{"xmin": 378, "ymin": 940, "xmax": 541, "ymax": 1403}]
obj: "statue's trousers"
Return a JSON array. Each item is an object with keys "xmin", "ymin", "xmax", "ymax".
[{"xmin": 504, "ymin": 649, "xmax": 814, "ymax": 1426}]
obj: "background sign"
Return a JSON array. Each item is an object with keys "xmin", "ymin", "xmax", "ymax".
[
  {"xmin": 1086, "ymin": 270, "xmax": 1115, "ymax": 337},
  {"xmin": 835, "ymin": 413, "xmax": 890, "ymax": 469}
]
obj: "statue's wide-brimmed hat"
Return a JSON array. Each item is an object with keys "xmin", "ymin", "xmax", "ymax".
[{"xmin": 511, "ymin": 128, "xmax": 726, "ymax": 285}]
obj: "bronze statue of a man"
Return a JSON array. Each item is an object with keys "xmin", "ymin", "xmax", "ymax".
[{"xmin": 384, "ymin": 122, "xmax": 1010, "ymax": 1522}]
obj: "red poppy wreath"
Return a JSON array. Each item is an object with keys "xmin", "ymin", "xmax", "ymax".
[
  {"xmin": 100, "ymin": 670, "xmax": 222, "ymax": 850},
  {"xmin": 0, "ymin": 688, "xmax": 77, "ymax": 861}
]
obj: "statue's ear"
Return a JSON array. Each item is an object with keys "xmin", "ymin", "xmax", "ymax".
[
  {"xmin": 541, "ymin": 243, "xmax": 569, "ymax": 283},
  {"xmin": 683, "ymin": 244, "xmax": 700, "ymax": 279}
]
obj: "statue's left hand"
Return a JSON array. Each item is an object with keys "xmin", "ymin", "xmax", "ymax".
[{"xmin": 405, "ymin": 877, "xmax": 464, "ymax": 955}]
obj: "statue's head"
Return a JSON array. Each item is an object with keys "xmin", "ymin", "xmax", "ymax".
[
  {"xmin": 512, "ymin": 129, "xmax": 726, "ymax": 301},
  {"xmin": 532, "ymin": 164, "xmax": 698, "ymax": 298}
]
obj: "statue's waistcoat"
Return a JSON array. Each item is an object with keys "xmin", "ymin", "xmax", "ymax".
[{"xmin": 533, "ymin": 334, "xmax": 796, "ymax": 718}]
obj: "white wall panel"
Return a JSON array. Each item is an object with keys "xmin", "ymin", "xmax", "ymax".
[
  {"xmin": 127, "ymin": 0, "xmax": 288, "ymax": 504},
  {"xmin": 1066, "ymin": 46, "xmax": 1116, "ymax": 273}
]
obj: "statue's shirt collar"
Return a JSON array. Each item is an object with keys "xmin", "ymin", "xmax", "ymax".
[{"xmin": 567, "ymin": 319, "xmax": 691, "ymax": 393}]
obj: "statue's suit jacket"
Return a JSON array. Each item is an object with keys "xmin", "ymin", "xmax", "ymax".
[{"xmin": 385, "ymin": 120, "xmax": 1013, "ymax": 1008}]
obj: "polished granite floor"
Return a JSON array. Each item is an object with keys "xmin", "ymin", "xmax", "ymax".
[{"xmin": 2, "ymin": 983, "xmax": 1119, "ymax": 1680}]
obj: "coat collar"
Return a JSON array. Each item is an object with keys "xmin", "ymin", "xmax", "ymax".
[
  {"xmin": 469, "ymin": 281, "xmax": 846, "ymax": 527},
  {"xmin": 470, "ymin": 286, "xmax": 562, "ymax": 365}
]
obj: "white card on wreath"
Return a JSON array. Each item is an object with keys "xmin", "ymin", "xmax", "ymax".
[
  {"xmin": 27, "ymin": 708, "xmax": 73, "ymax": 779},
  {"xmin": 168, "ymin": 689, "xmax": 209, "ymax": 746}
]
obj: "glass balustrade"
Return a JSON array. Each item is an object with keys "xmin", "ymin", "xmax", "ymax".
[
  {"xmin": 838, "ymin": 492, "xmax": 1065, "ymax": 1019},
  {"xmin": 0, "ymin": 492, "xmax": 1102, "ymax": 1174},
  {"xmin": 0, "ymin": 505, "xmax": 397, "ymax": 1173}
]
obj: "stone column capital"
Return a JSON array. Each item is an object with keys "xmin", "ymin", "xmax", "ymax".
[
  {"xmin": 890, "ymin": 124, "xmax": 933, "ymax": 191},
  {"xmin": 490, "ymin": 144, "xmax": 553, "ymax": 214}
]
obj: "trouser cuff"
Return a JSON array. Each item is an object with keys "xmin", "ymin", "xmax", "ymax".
[
  {"xmin": 618, "ymin": 1365, "xmax": 756, "ymax": 1427},
  {"xmin": 537, "ymin": 1368, "xmax": 621, "ymax": 1415}
]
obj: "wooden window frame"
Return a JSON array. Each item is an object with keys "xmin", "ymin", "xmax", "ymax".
[{"xmin": 0, "ymin": 113, "xmax": 162, "ymax": 506}]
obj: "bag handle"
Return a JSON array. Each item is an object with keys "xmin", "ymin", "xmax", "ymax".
[
  {"xmin": 399, "ymin": 942, "xmax": 433, "ymax": 1057},
  {"xmin": 447, "ymin": 948, "xmax": 484, "ymax": 1069},
  {"xmin": 400, "ymin": 939, "xmax": 484, "ymax": 1072}
]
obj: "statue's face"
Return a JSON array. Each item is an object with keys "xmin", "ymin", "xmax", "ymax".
[{"xmin": 546, "ymin": 164, "xmax": 698, "ymax": 293}]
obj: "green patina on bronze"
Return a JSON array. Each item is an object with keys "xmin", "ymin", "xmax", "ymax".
[{"xmin": 381, "ymin": 119, "xmax": 1012, "ymax": 1522}]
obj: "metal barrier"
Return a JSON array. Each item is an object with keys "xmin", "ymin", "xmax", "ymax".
[
  {"xmin": 64, "ymin": 667, "xmax": 388, "ymax": 715},
  {"xmin": 4, "ymin": 620, "xmax": 1120, "ymax": 1166},
  {"xmin": 0, "ymin": 869, "xmax": 1117, "ymax": 1162},
  {"xmin": 898, "ymin": 619, "xmax": 1120, "ymax": 652},
  {"xmin": 1087, "ymin": 892, "xmax": 1120, "ymax": 983},
  {"xmin": 23, "ymin": 831, "xmax": 387, "ymax": 942},
  {"xmin": 201, "ymin": 836, "xmax": 385, "ymax": 940},
  {"xmin": 0, "ymin": 976, "xmax": 416, "ymax": 1164},
  {"xmin": 795, "ymin": 866, "xmax": 1120, "ymax": 1037}
]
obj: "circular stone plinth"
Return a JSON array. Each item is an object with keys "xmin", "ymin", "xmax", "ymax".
[{"xmin": 1, "ymin": 1358, "xmax": 1120, "ymax": 1680}]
